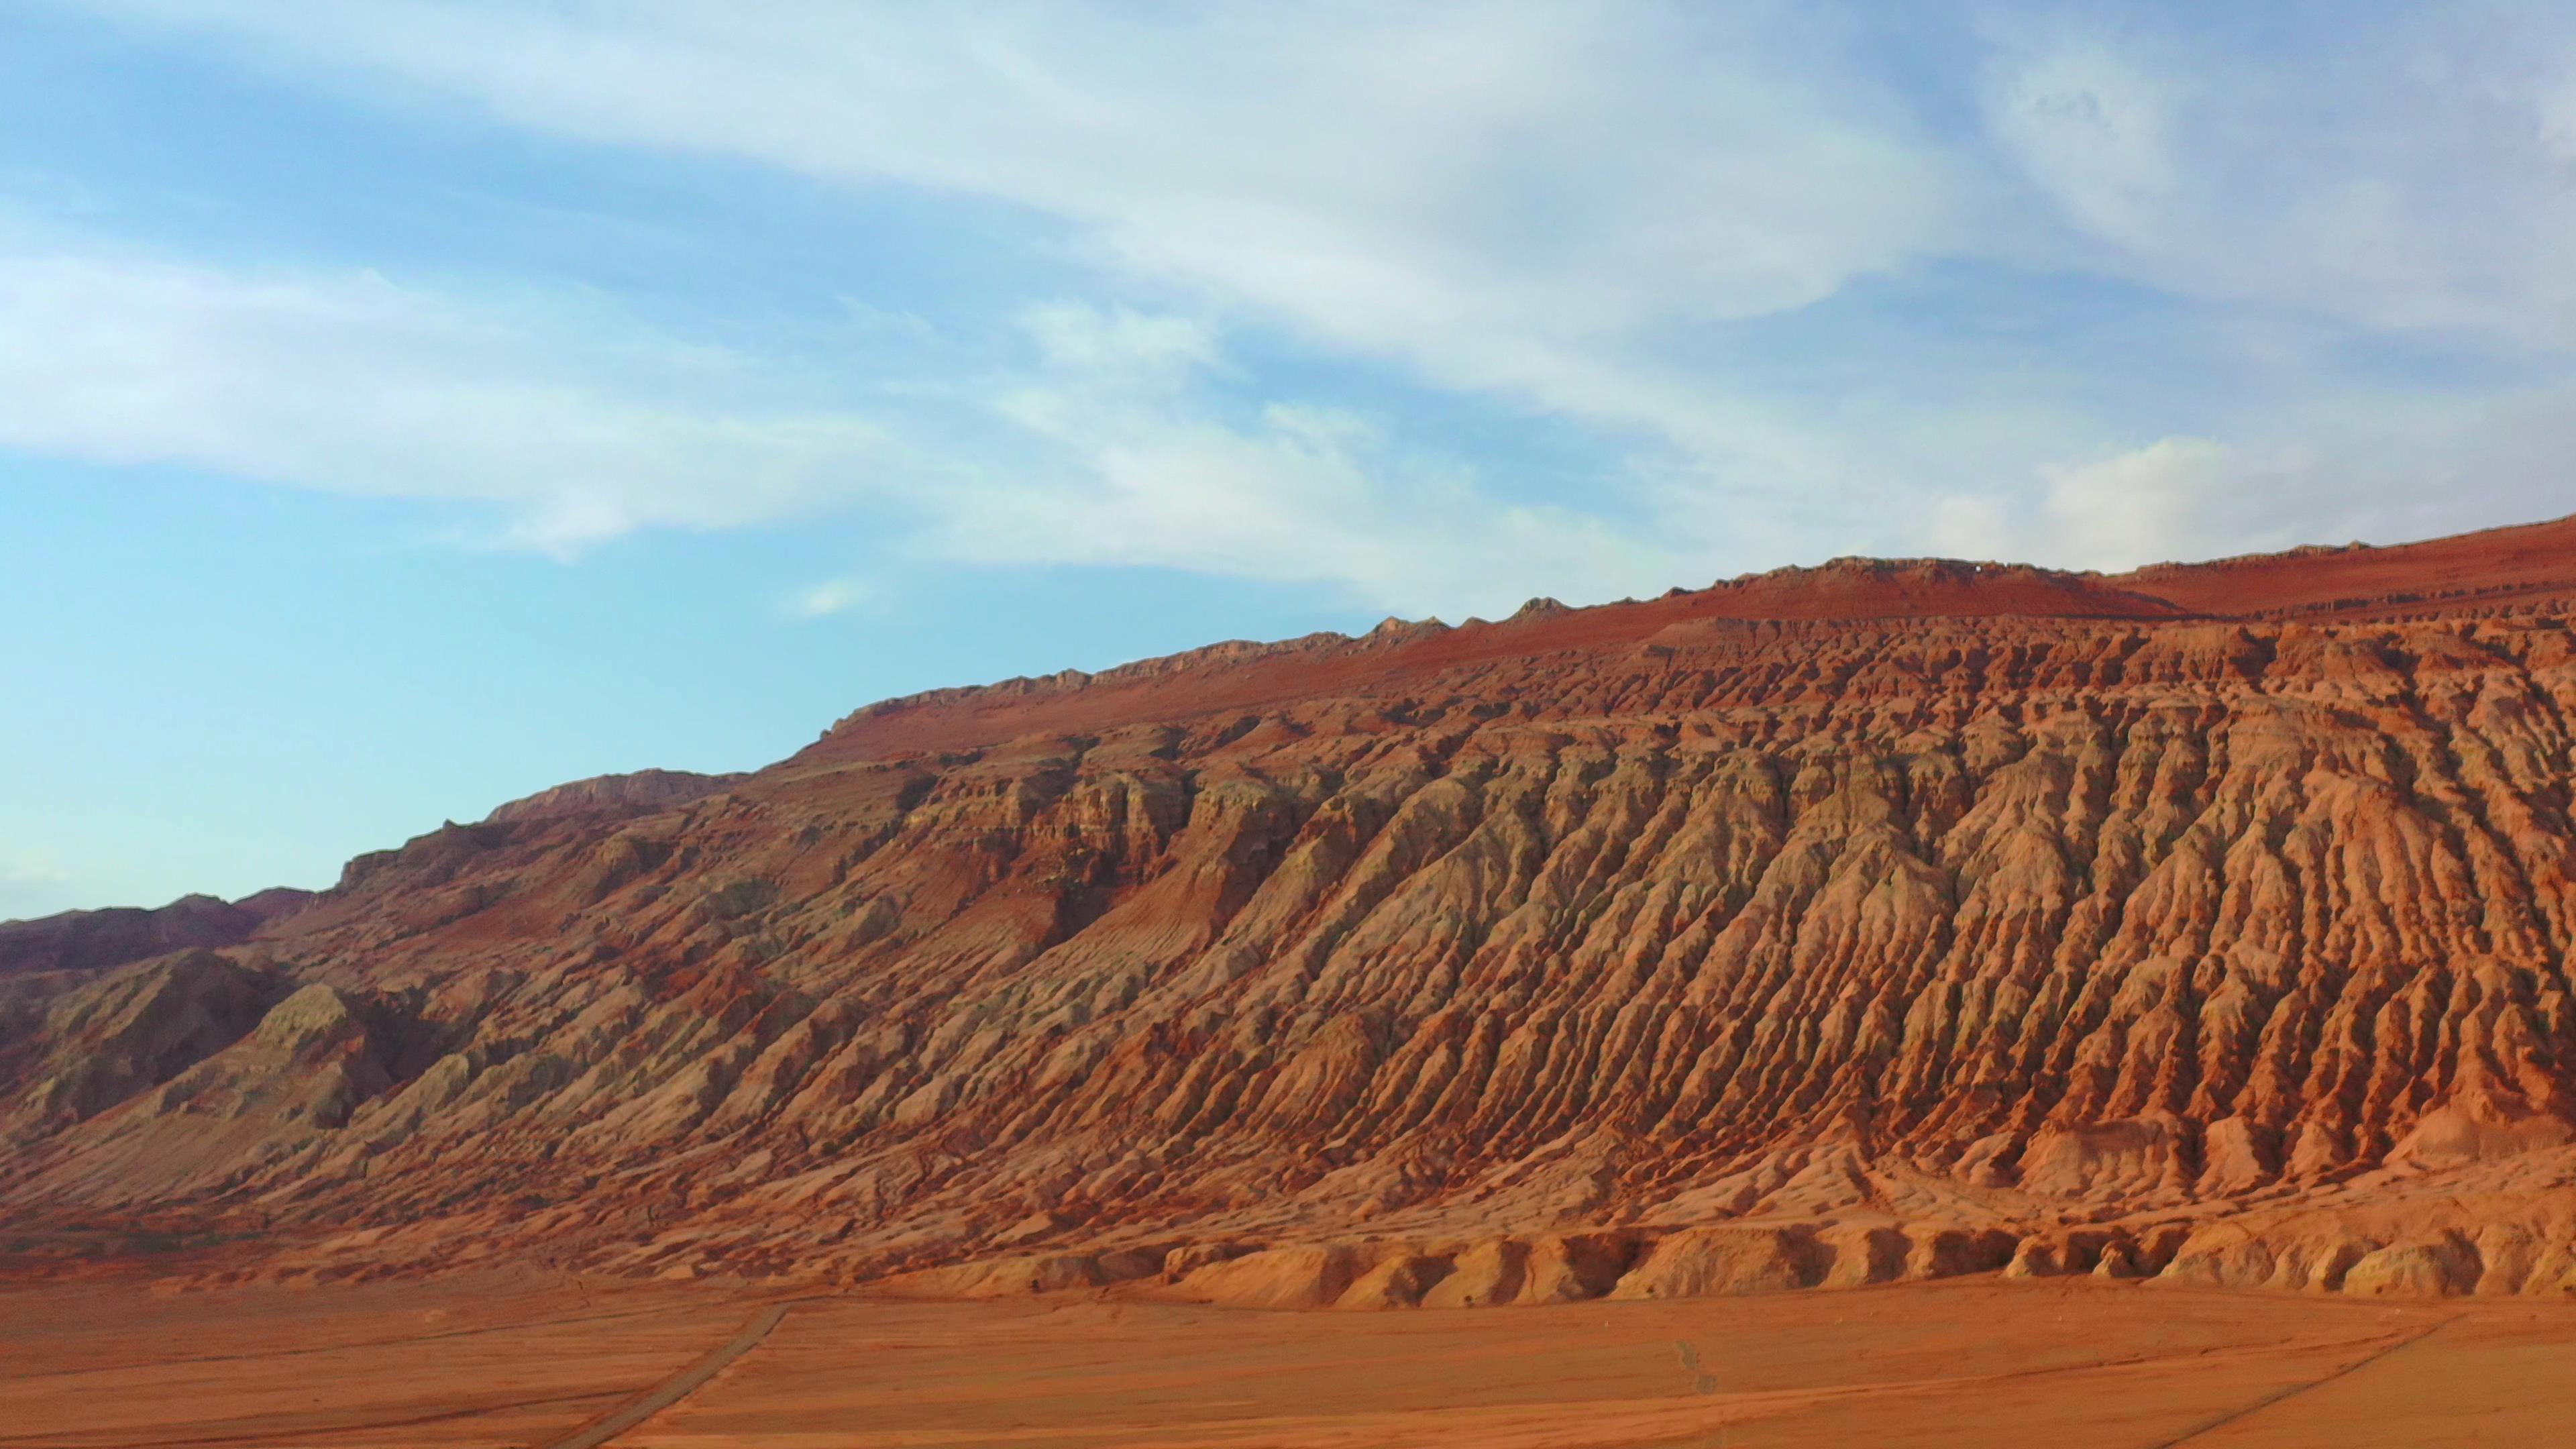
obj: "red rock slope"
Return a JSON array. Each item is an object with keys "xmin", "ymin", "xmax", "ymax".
[
  {"xmin": 2114, "ymin": 511, "xmax": 2576, "ymax": 620},
  {"xmin": 0, "ymin": 890, "xmax": 310, "ymax": 979},
  {"xmin": 11, "ymin": 515, "xmax": 2576, "ymax": 1305}
]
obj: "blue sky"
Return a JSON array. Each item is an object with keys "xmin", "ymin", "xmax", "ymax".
[{"xmin": 8, "ymin": 1, "xmax": 2576, "ymax": 916}]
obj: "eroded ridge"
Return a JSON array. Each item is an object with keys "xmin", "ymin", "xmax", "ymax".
[{"xmin": 13, "ymin": 526, "xmax": 2576, "ymax": 1305}]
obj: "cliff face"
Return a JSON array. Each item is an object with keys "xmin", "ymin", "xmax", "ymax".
[{"xmin": 14, "ymin": 519, "xmax": 2576, "ymax": 1302}]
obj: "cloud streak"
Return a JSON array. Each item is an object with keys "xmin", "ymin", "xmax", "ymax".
[
  {"xmin": 809, "ymin": 301, "xmax": 1694, "ymax": 620},
  {"xmin": 56, "ymin": 1, "xmax": 1971, "ymax": 468},
  {"xmin": 1981, "ymin": 6, "xmax": 2576, "ymax": 348},
  {"xmin": 0, "ymin": 234, "xmax": 896, "ymax": 550},
  {"xmin": 0, "ymin": 210, "xmax": 1690, "ymax": 616},
  {"xmin": 23, "ymin": 0, "xmax": 2576, "ymax": 596}
]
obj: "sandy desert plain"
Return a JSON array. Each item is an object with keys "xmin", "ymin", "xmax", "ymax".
[
  {"xmin": 7, "ymin": 1256, "xmax": 2576, "ymax": 1447},
  {"xmin": 22, "ymin": 519, "xmax": 2576, "ymax": 1444}
]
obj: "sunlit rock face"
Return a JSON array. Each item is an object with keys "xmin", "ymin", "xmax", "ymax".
[{"xmin": 15, "ymin": 514, "xmax": 2576, "ymax": 1302}]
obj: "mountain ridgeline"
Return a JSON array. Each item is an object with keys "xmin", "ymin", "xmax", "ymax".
[{"xmin": 15, "ymin": 517, "xmax": 2576, "ymax": 1305}]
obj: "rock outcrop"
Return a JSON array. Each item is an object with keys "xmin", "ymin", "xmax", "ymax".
[
  {"xmin": 0, "ymin": 892, "xmax": 311, "ymax": 978},
  {"xmin": 482, "ymin": 768, "xmax": 744, "ymax": 826},
  {"xmin": 15, "ymin": 515, "xmax": 2576, "ymax": 1303}
]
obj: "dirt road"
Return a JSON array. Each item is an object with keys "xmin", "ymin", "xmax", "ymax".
[{"xmin": 542, "ymin": 1303, "xmax": 790, "ymax": 1449}]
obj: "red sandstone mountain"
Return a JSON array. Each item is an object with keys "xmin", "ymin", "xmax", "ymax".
[
  {"xmin": 13, "ymin": 515, "xmax": 2576, "ymax": 1305},
  {"xmin": 0, "ymin": 890, "xmax": 311, "ymax": 979},
  {"xmin": 478, "ymin": 767, "xmax": 744, "ymax": 827}
]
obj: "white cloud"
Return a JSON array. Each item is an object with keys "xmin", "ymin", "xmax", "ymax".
[
  {"xmin": 948, "ymin": 406, "xmax": 1681, "ymax": 622},
  {"xmin": 1927, "ymin": 435, "xmax": 2302, "ymax": 572},
  {"xmin": 1926, "ymin": 494, "xmax": 2012, "ymax": 561},
  {"xmin": 1982, "ymin": 9, "xmax": 2576, "ymax": 348},
  {"xmin": 54, "ymin": 1, "xmax": 1969, "ymax": 468},
  {"xmin": 0, "ymin": 211, "xmax": 1692, "ymax": 614},
  {"xmin": 1933, "ymin": 374, "xmax": 2576, "ymax": 574},
  {"xmin": 792, "ymin": 576, "xmax": 895, "ymax": 621},
  {"xmin": 0, "ymin": 237, "xmax": 895, "ymax": 551},
  {"xmin": 2029, "ymin": 430, "xmax": 2359, "ymax": 567},
  {"xmin": 2041, "ymin": 437, "xmax": 2265, "ymax": 570},
  {"xmin": 1020, "ymin": 303, "xmax": 1218, "ymax": 379},
  {"xmin": 1984, "ymin": 42, "xmax": 2184, "ymax": 250},
  {"xmin": 25, "ymin": 0, "xmax": 2576, "ymax": 603},
  {"xmin": 914, "ymin": 303, "xmax": 1690, "ymax": 619},
  {"xmin": 0, "ymin": 847, "xmax": 71, "ymax": 919}
]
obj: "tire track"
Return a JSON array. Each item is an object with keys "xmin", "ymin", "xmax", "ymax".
[
  {"xmin": 540, "ymin": 1302, "xmax": 791, "ymax": 1449},
  {"xmin": 1673, "ymin": 1340, "xmax": 1725, "ymax": 1448},
  {"xmin": 2142, "ymin": 1317, "xmax": 2456, "ymax": 1448},
  {"xmin": 6, "ymin": 1303, "xmax": 684, "ymax": 1383},
  {"xmin": 0, "ymin": 1389, "xmax": 619, "ymax": 1449}
]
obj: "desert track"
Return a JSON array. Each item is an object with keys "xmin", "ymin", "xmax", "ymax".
[
  {"xmin": 11, "ymin": 1276, "xmax": 2564, "ymax": 1446},
  {"xmin": 541, "ymin": 1302, "xmax": 792, "ymax": 1449},
  {"xmin": 2145, "ymin": 1318, "xmax": 2458, "ymax": 1448}
]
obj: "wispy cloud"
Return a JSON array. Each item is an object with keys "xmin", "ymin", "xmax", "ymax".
[
  {"xmin": 52, "ymin": 1, "xmax": 1970, "ymax": 468},
  {"xmin": 1980, "ymin": 7, "xmax": 2576, "ymax": 347},
  {"xmin": 948, "ymin": 305, "xmax": 1692, "ymax": 618},
  {"xmin": 0, "ymin": 202, "xmax": 1690, "ymax": 615},
  {"xmin": 1020, "ymin": 303, "xmax": 1219, "ymax": 379},
  {"xmin": 791, "ymin": 576, "xmax": 889, "ymax": 621},
  {"xmin": 24, "ymin": 0, "xmax": 2576, "ymax": 597},
  {"xmin": 0, "ymin": 847, "xmax": 70, "ymax": 919},
  {"xmin": 794, "ymin": 302, "xmax": 1690, "ymax": 621},
  {"xmin": 28, "ymin": 1, "xmax": 2576, "ymax": 924},
  {"xmin": 0, "ymin": 232, "xmax": 896, "ymax": 551}
]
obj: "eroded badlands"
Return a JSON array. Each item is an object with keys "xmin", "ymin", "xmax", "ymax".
[{"xmin": 15, "ymin": 519, "xmax": 2576, "ymax": 1442}]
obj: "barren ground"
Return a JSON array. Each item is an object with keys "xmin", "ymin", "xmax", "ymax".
[{"xmin": 5, "ymin": 1272, "xmax": 2571, "ymax": 1447}]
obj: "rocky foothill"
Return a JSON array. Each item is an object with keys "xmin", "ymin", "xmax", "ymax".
[{"xmin": 14, "ymin": 515, "xmax": 2576, "ymax": 1309}]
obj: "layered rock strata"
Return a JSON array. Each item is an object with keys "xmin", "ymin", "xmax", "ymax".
[{"xmin": 14, "ymin": 521, "xmax": 2576, "ymax": 1302}]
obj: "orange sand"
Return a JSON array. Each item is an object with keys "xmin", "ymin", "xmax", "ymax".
[{"xmin": 6, "ymin": 1273, "xmax": 2570, "ymax": 1447}]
